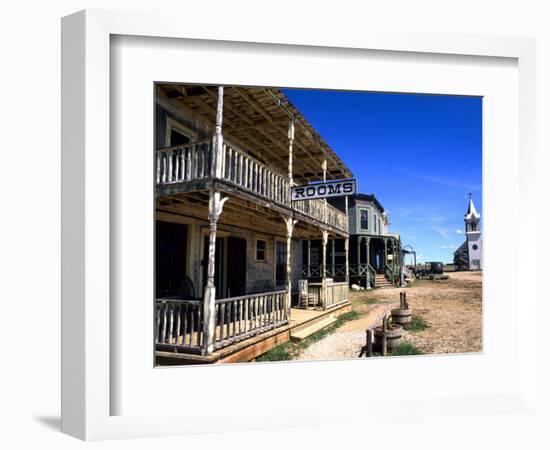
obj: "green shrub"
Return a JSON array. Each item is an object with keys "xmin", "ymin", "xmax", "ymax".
[
  {"xmin": 391, "ymin": 341, "xmax": 423, "ymax": 356},
  {"xmin": 406, "ymin": 315, "xmax": 430, "ymax": 332}
]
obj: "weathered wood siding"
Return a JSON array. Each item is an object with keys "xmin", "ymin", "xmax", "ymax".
[{"xmin": 161, "ymin": 214, "xmax": 303, "ymax": 298}]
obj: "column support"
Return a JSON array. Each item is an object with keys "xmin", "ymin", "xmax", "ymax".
[
  {"xmin": 331, "ymin": 239, "xmax": 336, "ymax": 278},
  {"xmin": 212, "ymin": 86, "xmax": 224, "ymax": 179},
  {"xmin": 344, "ymin": 238, "xmax": 350, "ymax": 284},
  {"xmin": 399, "ymin": 240, "xmax": 405, "ymax": 287},
  {"xmin": 365, "ymin": 237, "xmax": 371, "ymax": 290},
  {"xmin": 202, "ymin": 190, "xmax": 228, "ymax": 355},
  {"xmin": 384, "ymin": 238, "xmax": 388, "ymax": 269},
  {"xmin": 288, "ymin": 119, "xmax": 295, "ymax": 185},
  {"xmin": 282, "ymin": 216, "xmax": 297, "ymax": 320},
  {"xmin": 344, "ymin": 195, "xmax": 350, "ymax": 284},
  {"xmin": 321, "ymin": 229, "xmax": 329, "ymax": 310},
  {"xmin": 306, "ymin": 239, "xmax": 311, "ymax": 277}
]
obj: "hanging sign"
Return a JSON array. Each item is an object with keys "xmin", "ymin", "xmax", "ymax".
[{"xmin": 291, "ymin": 179, "xmax": 356, "ymax": 201}]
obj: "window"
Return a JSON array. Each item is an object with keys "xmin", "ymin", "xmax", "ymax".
[
  {"xmin": 374, "ymin": 215, "xmax": 377, "ymax": 233},
  {"xmin": 472, "ymin": 244, "xmax": 479, "ymax": 251},
  {"xmin": 256, "ymin": 239, "xmax": 266, "ymax": 261},
  {"xmin": 359, "ymin": 209, "xmax": 369, "ymax": 230},
  {"xmin": 165, "ymin": 117, "xmax": 197, "ymax": 147}
]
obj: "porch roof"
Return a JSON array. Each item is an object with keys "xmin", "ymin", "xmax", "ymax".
[{"xmin": 156, "ymin": 84, "xmax": 353, "ymax": 184}]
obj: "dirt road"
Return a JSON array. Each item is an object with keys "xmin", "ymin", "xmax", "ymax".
[{"xmin": 295, "ymin": 271, "xmax": 482, "ymax": 360}]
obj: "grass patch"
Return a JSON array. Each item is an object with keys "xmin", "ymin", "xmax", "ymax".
[
  {"xmin": 256, "ymin": 310, "xmax": 361, "ymax": 362},
  {"xmin": 391, "ymin": 341, "xmax": 424, "ymax": 356},
  {"xmin": 406, "ymin": 315, "xmax": 430, "ymax": 332},
  {"xmin": 255, "ymin": 342, "xmax": 294, "ymax": 362}
]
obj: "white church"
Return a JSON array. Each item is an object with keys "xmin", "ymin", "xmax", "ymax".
[{"xmin": 454, "ymin": 195, "xmax": 483, "ymax": 270}]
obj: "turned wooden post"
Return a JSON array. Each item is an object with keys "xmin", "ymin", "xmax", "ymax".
[
  {"xmin": 212, "ymin": 86, "xmax": 224, "ymax": 179},
  {"xmin": 288, "ymin": 119, "xmax": 295, "ymax": 186},
  {"xmin": 306, "ymin": 239, "xmax": 311, "ymax": 277},
  {"xmin": 384, "ymin": 238, "xmax": 388, "ymax": 269},
  {"xmin": 365, "ymin": 238, "xmax": 371, "ymax": 290},
  {"xmin": 331, "ymin": 239, "xmax": 336, "ymax": 278},
  {"xmin": 203, "ymin": 191, "xmax": 228, "ymax": 355},
  {"xmin": 283, "ymin": 217, "xmax": 297, "ymax": 319},
  {"xmin": 345, "ymin": 195, "xmax": 349, "ymax": 283},
  {"xmin": 321, "ymin": 229, "xmax": 329, "ymax": 309},
  {"xmin": 344, "ymin": 237, "xmax": 350, "ymax": 283}
]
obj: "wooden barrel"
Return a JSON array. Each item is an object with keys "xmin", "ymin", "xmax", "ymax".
[
  {"xmin": 373, "ymin": 325, "xmax": 403, "ymax": 350},
  {"xmin": 391, "ymin": 308, "xmax": 412, "ymax": 326}
]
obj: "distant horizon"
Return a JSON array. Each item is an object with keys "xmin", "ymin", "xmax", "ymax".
[{"xmin": 282, "ymin": 88, "xmax": 482, "ymax": 263}]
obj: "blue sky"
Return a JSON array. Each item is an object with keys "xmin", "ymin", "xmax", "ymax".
[{"xmin": 283, "ymin": 89, "xmax": 482, "ymax": 263}]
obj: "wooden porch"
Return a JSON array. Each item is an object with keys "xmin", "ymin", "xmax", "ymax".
[
  {"xmin": 156, "ymin": 299, "xmax": 351, "ymax": 365},
  {"xmin": 155, "ymin": 85, "xmax": 353, "ymax": 361}
]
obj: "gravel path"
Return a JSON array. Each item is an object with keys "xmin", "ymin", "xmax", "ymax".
[
  {"xmin": 294, "ymin": 272, "xmax": 482, "ymax": 360},
  {"xmin": 295, "ymin": 304, "xmax": 391, "ymax": 361}
]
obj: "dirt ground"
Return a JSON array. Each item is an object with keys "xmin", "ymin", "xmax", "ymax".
[{"xmin": 295, "ymin": 271, "xmax": 482, "ymax": 360}]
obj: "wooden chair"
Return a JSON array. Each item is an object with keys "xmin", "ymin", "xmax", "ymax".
[{"xmin": 298, "ymin": 280, "xmax": 316, "ymax": 309}]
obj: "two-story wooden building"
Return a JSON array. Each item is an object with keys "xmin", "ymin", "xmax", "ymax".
[
  {"xmin": 154, "ymin": 84, "xmax": 353, "ymax": 364},
  {"xmin": 345, "ymin": 193, "xmax": 402, "ymax": 288}
]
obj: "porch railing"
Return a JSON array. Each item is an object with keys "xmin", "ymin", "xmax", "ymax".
[
  {"xmin": 307, "ymin": 281, "xmax": 349, "ymax": 310},
  {"xmin": 155, "ymin": 141, "xmax": 348, "ymax": 234},
  {"xmin": 156, "ymin": 299, "xmax": 203, "ymax": 354},
  {"xmin": 385, "ymin": 264, "xmax": 399, "ymax": 285},
  {"xmin": 349, "ymin": 263, "xmax": 376, "ymax": 287},
  {"xmin": 213, "ymin": 290, "xmax": 288, "ymax": 350},
  {"xmin": 302, "ymin": 264, "xmax": 346, "ymax": 279},
  {"xmin": 325, "ymin": 281, "xmax": 349, "ymax": 308},
  {"xmin": 155, "ymin": 291, "xmax": 289, "ymax": 354}
]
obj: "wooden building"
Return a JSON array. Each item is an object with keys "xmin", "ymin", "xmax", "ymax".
[
  {"xmin": 154, "ymin": 84, "xmax": 353, "ymax": 364},
  {"xmin": 340, "ymin": 193, "xmax": 403, "ymax": 288}
]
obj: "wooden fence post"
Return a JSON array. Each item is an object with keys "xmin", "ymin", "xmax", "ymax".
[{"xmin": 366, "ymin": 329, "xmax": 373, "ymax": 357}]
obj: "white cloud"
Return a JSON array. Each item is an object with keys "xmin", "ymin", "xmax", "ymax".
[
  {"xmin": 439, "ymin": 244, "xmax": 456, "ymax": 249},
  {"xmin": 456, "ymin": 229, "xmax": 464, "ymax": 234}
]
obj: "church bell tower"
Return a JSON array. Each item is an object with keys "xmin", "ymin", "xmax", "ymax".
[{"xmin": 464, "ymin": 194, "xmax": 482, "ymax": 270}]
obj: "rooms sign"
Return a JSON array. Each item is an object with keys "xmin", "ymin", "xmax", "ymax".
[{"xmin": 291, "ymin": 179, "xmax": 356, "ymax": 201}]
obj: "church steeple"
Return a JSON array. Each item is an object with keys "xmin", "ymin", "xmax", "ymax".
[{"xmin": 464, "ymin": 193, "xmax": 480, "ymax": 233}]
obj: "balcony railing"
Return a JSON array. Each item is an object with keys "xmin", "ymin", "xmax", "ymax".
[{"xmin": 156, "ymin": 141, "xmax": 348, "ymax": 234}]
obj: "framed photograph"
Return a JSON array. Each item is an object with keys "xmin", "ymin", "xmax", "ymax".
[{"xmin": 62, "ymin": 9, "xmax": 537, "ymax": 441}]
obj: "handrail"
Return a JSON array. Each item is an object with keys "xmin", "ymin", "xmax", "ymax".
[
  {"xmin": 367, "ymin": 264, "xmax": 376, "ymax": 287},
  {"xmin": 384, "ymin": 264, "xmax": 398, "ymax": 285}
]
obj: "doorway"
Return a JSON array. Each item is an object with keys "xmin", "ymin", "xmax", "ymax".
[
  {"xmin": 227, "ymin": 237, "xmax": 247, "ymax": 297},
  {"xmin": 155, "ymin": 221, "xmax": 188, "ymax": 298},
  {"xmin": 202, "ymin": 235, "xmax": 247, "ymax": 299}
]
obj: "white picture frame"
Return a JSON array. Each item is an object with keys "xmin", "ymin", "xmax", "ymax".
[{"xmin": 61, "ymin": 9, "xmax": 539, "ymax": 441}]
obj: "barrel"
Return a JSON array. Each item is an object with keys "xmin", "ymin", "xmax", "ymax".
[
  {"xmin": 391, "ymin": 308, "xmax": 412, "ymax": 326},
  {"xmin": 373, "ymin": 324, "xmax": 403, "ymax": 350}
]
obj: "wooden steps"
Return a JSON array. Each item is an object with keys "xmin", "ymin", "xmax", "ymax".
[
  {"xmin": 374, "ymin": 274, "xmax": 393, "ymax": 289},
  {"xmin": 290, "ymin": 316, "xmax": 337, "ymax": 342}
]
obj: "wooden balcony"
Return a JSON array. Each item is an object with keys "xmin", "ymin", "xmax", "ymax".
[{"xmin": 156, "ymin": 141, "xmax": 348, "ymax": 235}]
